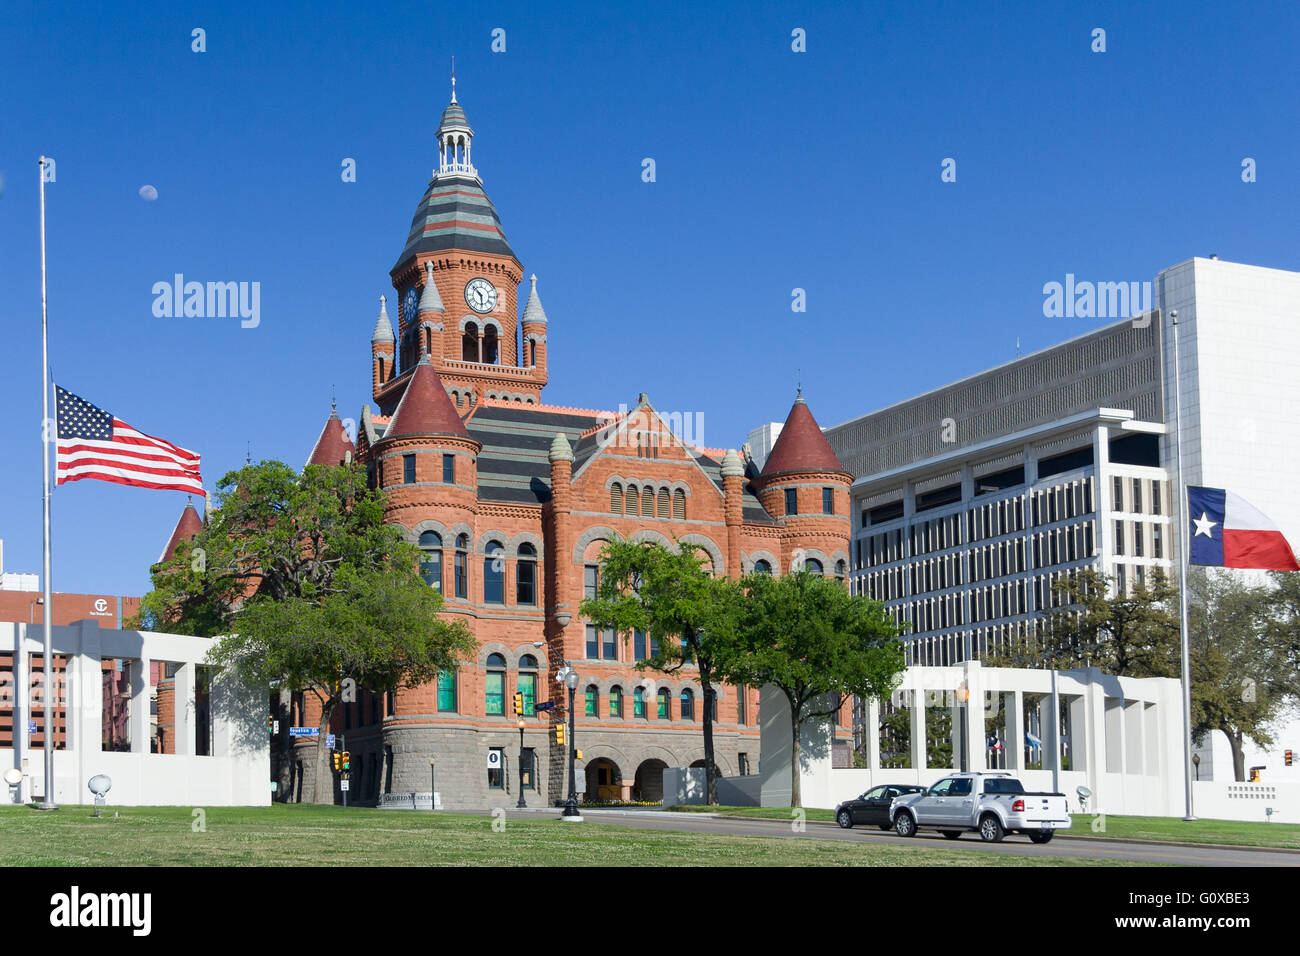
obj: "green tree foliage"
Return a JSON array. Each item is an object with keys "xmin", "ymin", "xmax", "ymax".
[
  {"xmin": 731, "ymin": 570, "xmax": 906, "ymax": 807},
  {"xmin": 985, "ymin": 568, "xmax": 1179, "ymax": 678},
  {"xmin": 133, "ymin": 461, "xmax": 475, "ymax": 802},
  {"xmin": 579, "ymin": 539, "xmax": 741, "ymax": 805},
  {"xmin": 1188, "ymin": 567, "xmax": 1297, "ymax": 781}
]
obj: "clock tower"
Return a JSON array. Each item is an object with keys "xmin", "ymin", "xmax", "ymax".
[{"xmin": 379, "ymin": 78, "xmax": 549, "ymax": 413}]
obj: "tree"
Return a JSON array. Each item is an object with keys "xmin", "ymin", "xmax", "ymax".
[
  {"xmin": 731, "ymin": 569, "xmax": 906, "ymax": 808},
  {"xmin": 133, "ymin": 460, "xmax": 476, "ymax": 802},
  {"xmin": 579, "ymin": 539, "xmax": 741, "ymax": 805},
  {"xmin": 1188, "ymin": 567, "xmax": 1297, "ymax": 781},
  {"xmin": 986, "ymin": 569, "xmax": 1180, "ymax": 678}
]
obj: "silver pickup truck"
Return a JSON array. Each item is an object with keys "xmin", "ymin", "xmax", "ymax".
[{"xmin": 889, "ymin": 772, "xmax": 1071, "ymax": 844}]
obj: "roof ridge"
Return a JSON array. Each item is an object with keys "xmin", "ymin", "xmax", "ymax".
[{"xmin": 477, "ymin": 398, "xmax": 616, "ymax": 418}]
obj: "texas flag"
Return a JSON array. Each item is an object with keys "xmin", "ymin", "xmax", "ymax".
[{"xmin": 1187, "ymin": 486, "xmax": 1300, "ymax": 571}]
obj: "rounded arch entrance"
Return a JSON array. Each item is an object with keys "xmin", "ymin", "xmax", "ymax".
[
  {"xmin": 633, "ymin": 758, "xmax": 669, "ymax": 803},
  {"xmin": 584, "ymin": 757, "xmax": 623, "ymax": 802}
]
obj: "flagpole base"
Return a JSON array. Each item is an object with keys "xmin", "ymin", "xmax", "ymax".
[
  {"xmin": 38, "ymin": 801, "xmax": 58, "ymax": 811},
  {"xmin": 1181, "ymin": 815, "xmax": 1198, "ymax": 822}
]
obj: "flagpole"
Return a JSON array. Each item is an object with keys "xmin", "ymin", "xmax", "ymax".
[
  {"xmin": 1171, "ymin": 307, "xmax": 1195, "ymax": 821},
  {"xmin": 38, "ymin": 155, "xmax": 57, "ymax": 811}
]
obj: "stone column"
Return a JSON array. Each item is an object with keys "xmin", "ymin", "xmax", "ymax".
[{"xmin": 721, "ymin": 450, "xmax": 744, "ymax": 580}]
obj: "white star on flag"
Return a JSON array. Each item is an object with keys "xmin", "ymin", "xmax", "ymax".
[{"xmin": 1193, "ymin": 512, "xmax": 1218, "ymax": 538}]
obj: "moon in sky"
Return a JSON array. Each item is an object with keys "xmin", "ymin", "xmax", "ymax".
[{"xmin": 138, "ymin": 184, "xmax": 158, "ymax": 201}]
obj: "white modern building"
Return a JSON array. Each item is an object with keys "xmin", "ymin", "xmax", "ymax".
[
  {"xmin": 745, "ymin": 422, "xmax": 783, "ymax": 472},
  {"xmin": 822, "ymin": 257, "xmax": 1300, "ymax": 786}
]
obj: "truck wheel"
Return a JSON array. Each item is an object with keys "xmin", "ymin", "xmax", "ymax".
[
  {"xmin": 978, "ymin": 814, "xmax": 1005, "ymax": 843},
  {"xmin": 894, "ymin": 812, "xmax": 916, "ymax": 837},
  {"xmin": 836, "ymin": 810, "xmax": 853, "ymax": 829},
  {"xmin": 940, "ymin": 830, "xmax": 962, "ymax": 840},
  {"xmin": 1028, "ymin": 829, "xmax": 1054, "ymax": 844}
]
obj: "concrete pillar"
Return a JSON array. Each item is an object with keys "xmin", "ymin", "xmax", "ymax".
[
  {"xmin": 129, "ymin": 653, "xmax": 151, "ymax": 754},
  {"xmin": 866, "ymin": 696, "xmax": 881, "ymax": 770},
  {"xmin": 1006, "ymin": 690, "xmax": 1023, "ymax": 771},
  {"xmin": 1094, "ymin": 424, "xmax": 1112, "ymax": 578},
  {"xmin": 174, "ymin": 663, "xmax": 196, "ymax": 756},
  {"xmin": 964, "ymin": 661, "xmax": 985, "ymax": 772},
  {"xmin": 908, "ymin": 687, "xmax": 926, "ymax": 771}
]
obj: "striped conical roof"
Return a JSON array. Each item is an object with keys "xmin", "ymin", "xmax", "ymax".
[{"xmin": 393, "ymin": 175, "xmax": 516, "ymax": 270}]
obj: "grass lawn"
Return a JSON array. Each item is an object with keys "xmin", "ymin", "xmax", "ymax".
[
  {"xmin": 0, "ymin": 804, "xmax": 1142, "ymax": 867},
  {"xmin": 668, "ymin": 805, "xmax": 1300, "ymax": 849}
]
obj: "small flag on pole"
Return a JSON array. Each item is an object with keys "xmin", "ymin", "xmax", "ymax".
[
  {"xmin": 55, "ymin": 385, "xmax": 205, "ymax": 495},
  {"xmin": 1188, "ymin": 486, "xmax": 1299, "ymax": 571}
]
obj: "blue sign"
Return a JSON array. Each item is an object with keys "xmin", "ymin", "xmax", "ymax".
[
  {"xmin": 289, "ymin": 727, "xmax": 320, "ymax": 738},
  {"xmin": 28, "ymin": 720, "xmax": 37, "ymax": 734},
  {"xmin": 326, "ymin": 734, "xmax": 336, "ymax": 749}
]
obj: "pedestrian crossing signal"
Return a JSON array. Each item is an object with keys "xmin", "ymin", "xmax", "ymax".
[{"xmin": 555, "ymin": 724, "xmax": 565, "ymax": 746}]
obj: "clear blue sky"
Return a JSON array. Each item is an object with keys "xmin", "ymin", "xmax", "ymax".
[{"xmin": 2, "ymin": 0, "xmax": 1297, "ymax": 596}]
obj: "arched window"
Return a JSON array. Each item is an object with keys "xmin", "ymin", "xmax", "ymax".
[
  {"xmin": 680, "ymin": 688, "xmax": 695, "ymax": 720},
  {"xmin": 462, "ymin": 322, "xmax": 479, "ymax": 362},
  {"xmin": 641, "ymin": 487, "xmax": 654, "ymax": 517},
  {"xmin": 418, "ymin": 530, "xmax": 442, "ymax": 591},
  {"xmin": 657, "ymin": 488, "xmax": 670, "ymax": 518},
  {"xmin": 625, "ymin": 485, "xmax": 639, "ymax": 516},
  {"xmin": 656, "ymin": 688, "xmax": 671, "ymax": 720},
  {"xmin": 516, "ymin": 542, "xmax": 537, "ymax": 605},
  {"xmin": 753, "ymin": 559, "xmax": 772, "ymax": 575},
  {"xmin": 610, "ymin": 482, "xmax": 623, "ymax": 514},
  {"xmin": 835, "ymin": 559, "xmax": 847, "ymax": 581},
  {"xmin": 482, "ymin": 325, "xmax": 499, "ymax": 365},
  {"xmin": 804, "ymin": 558, "xmax": 823, "ymax": 576},
  {"xmin": 633, "ymin": 687, "xmax": 646, "ymax": 719},
  {"xmin": 483, "ymin": 539, "xmax": 505, "ymax": 604},
  {"xmin": 673, "ymin": 489, "xmax": 685, "ymax": 519},
  {"xmin": 609, "ymin": 685, "xmax": 623, "ymax": 718},
  {"xmin": 485, "ymin": 653, "xmax": 506, "ymax": 715},
  {"xmin": 585, "ymin": 684, "xmax": 599, "ymax": 717},
  {"xmin": 517, "ymin": 655, "xmax": 537, "ymax": 716},
  {"xmin": 424, "ymin": 326, "xmax": 434, "ymax": 356},
  {"xmin": 454, "ymin": 533, "xmax": 469, "ymax": 598}
]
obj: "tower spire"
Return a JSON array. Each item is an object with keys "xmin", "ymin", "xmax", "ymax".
[{"xmin": 450, "ymin": 56, "xmax": 456, "ymax": 103}]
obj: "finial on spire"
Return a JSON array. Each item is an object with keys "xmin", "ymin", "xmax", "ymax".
[
  {"xmin": 450, "ymin": 55, "xmax": 457, "ymax": 103},
  {"xmin": 796, "ymin": 369, "xmax": 803, "ymax": 402},
  {"xmin": 331, "ymin": 384, "xmax": 336, "ymax": 412},
  {"xmin": 246, "ymin": 441, "xmax": 252, "ymax": 465}
]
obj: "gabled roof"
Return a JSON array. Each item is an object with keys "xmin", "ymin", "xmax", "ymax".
[
  {"xmin": 759, "ymin": 392, "xmax": 848, "ymax": 483},
  {"xmin": 159, "ymin": 499, "xmax": 203, "ymax": 564},
  {"xmin": 382, "ymin": 356, "xmax": 471, "ymax": 441},
  {"xmin": 307, "ymin": 407, "xmax": 356, "ymax": 467}
]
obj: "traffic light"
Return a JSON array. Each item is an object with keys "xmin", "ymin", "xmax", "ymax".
[
  {"xmin": 575, "ymin": 749, "xmax": 582, "ymax": 760},
  {"xmin": 555, "ymin": 724, "xmax": 565, "ymax": 746},
  {"xmin": 332, "ymin": 752, "xmax": 341, "ymax": 771},
  {"xmin": 1286, "ymin": 750, "xmax": 1293, "ymax": 767},
  {"xmin": 268, "ymin": 715, "xmax": 274, "ymax": 733},
  {"xmin": 514, "ymin": 692, "xmax": 524, "ymax": 716},
  {"xmin": 1249, "ymin": 768, "xmax": 1261, "ymax": 783},
  {"xmin": 341, "ymin": 750, "xmax": 350, "ymax": 771}
]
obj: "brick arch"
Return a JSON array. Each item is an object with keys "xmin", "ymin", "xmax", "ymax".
[
  {"xmin": 407, "ymin": 519, "xmax": 450, "ymax": 543},
  {"xmin": 418, "ymin": 319, "xmax": 443, "ymax": 333},
  {"xmin": 628, "ymin": 529, "xmax": 672, "ymax": 549},
  {"xmin": 743, "ymin": 549, "xmax": 780, "ymax": 573},
  {"xmin": 515, "ymin": 647, "xmax": 546, "ymax": 669},
  {"xmin": 572, "ymin": 525, "xmax": 621, "ymax": 563},
  {"xmin": 676, "ymin": 533, "xmax": 724, "ymax": 575},
  {"xmin": 446, "ymin": 522, "xmax": 473, "ymax": 543},
  {"xmin": 476, "ymin": 531, "xmax": 510, "ymax": 555},
  {"xmin": 509, "ymin": 531, "xmax": 544, "ymax": 556},
  {"xmin": 477, "ymin": 642, "xmax": 512, "ymax": 668},
  {"xmin": 791, "ymin": 547, "xmax": 831, "ymax": 572}
]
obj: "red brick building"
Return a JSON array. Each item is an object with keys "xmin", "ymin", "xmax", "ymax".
[{"xmin": 278, "ymin": 87, "xmax": 855, "ymax": 808}]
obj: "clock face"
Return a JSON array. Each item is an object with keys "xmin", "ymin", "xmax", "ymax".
[
  {"xmin": 404, "ymin": 286, "xmax": 420, "ymax": 324},
  {"xmin": 465, "ymin": 277, "xmax": 498, "ymax": 314}
]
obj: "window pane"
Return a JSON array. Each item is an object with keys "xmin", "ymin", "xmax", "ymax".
[
  {"xmin": 785, "ymin": 488, "xmax": 798, "ymax": 515},
  {"xmin": 517, "ymin": 673, "xmax": 536, "ymax": 716},
  {"xmin": 443, "ymin": 454, "xmax": 454, "ymax": 483},
  {"xmin": 650, "ymin": 635, "xmax": 660, "ymax": 658},
  {"xmin": 484, "ymin": 549, "xmax": 504, "ymax": 604},
  {"xmin": 680, "ymin": 690, "xmax": 694, "ymax": 719},
  {"xmin": 609, "ymin": 688, "xmax": 622, "ymax": 717},
  {"xmin": 404, "ymin": 454, "xmax": 415, "ymax": 484},
  {"xmin": 602, "ymin": 627, "xmax": 616, "ymax": 660},
  {"xmin": 634, "ymin": 690, "xmax": 646, "ymax": 718},
  {"xmin": 437, "ymin": 670, "xmax": 456, "ymax": 712},
  {"xmin": 420, "ymin": 550, "xmax": 441, "ymax": 591},
  {"xmin": 634, "ymin": 630, "xmax": 646, "ymax": 660},
  {"xmin": 657, "ymin": 690, "xmax": 668, "ymax": 719},
  {"xmin": 454, "ymin": 552, "xmax": 467, "ymax": 598},
  {"xmin": 584, "ymin": 565, "xmax": 598, "ymax": 599},
  {"xmin": 586, "ymin": 625, "xmax": 598, "ymax": 659},
  {"xmin": 823, "ymin": 487, "xmax": 833, "ymax": 514},
  {"xmin": 516, "ymin": 561, "xmax": 536, "ymax": 605},
  {"xmin": 585, "ymin": 686, "xmax": 597, "ymax": 717},
  {"xmin": 485, "ymin": 672, "xmax": 504, "ymax": 715}
]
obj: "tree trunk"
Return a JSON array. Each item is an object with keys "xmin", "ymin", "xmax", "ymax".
[
  {"xmin": 1226, "ymin": 727, "xmax": 1246, "ymax": 782},
  {"xmin": 274, "ymin": 687, "xmax": 292, "ymax": 802},
  {"xmin": 311, "ymin": 698, "xmax": 336, "ymax": 805},
  {"xmin": 790, "ymin": 719, "xmax": 802, "ymax": 809},
  {"xmin": 701, "ymin": 677, "xmax": 719, "ymax": 805}
]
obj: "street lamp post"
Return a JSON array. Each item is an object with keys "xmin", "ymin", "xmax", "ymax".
[
  {"xmin": 516, "ymin": 719, "xmax": 527, "ymax": 809},
  {"xmin": 556, "ymin": 665, "xmax": 583, "ymax": 821}
]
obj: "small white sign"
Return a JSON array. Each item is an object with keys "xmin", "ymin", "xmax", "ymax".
[
  {"xmin": 272, "ymin": 720, "xmax": 279, "ymax": 734},
  {"xmin": 340, "ymin": 779, "xmax": 350, "ymax": 792},
  {"xmin": 486, "ymin": 749, "xmax": 502, "ymax": 770},
  {"xmin": 326, "ymin": 734, "xmax": 336, "ymax": 749}
]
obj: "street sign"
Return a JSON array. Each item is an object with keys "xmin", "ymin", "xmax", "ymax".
[
  {"xmin": 326, "ymin": 734, "xmax": 336, "ymax": 749},
  {"xmin": 535, "ymin": 701, "xmax": 555, "ymax": 712},
  {"xmin": 289, "ymin": 727, "xmax": 320, "ymax": 738},
  {"xmin": 272, "ymin": 720, "xmax": 279, "ymax": 734},
  {"xmin": 27, "ymin": 720, "xmax": 36, "ymax": 734},
  {"xmin": 486, "ymin": 749, "xmax": 502, "ymax": 770},
  {"xmin": 340, "ymin": 779, "xmax": 350, "ymax": 792}
]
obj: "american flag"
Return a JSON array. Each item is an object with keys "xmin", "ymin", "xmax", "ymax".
[{"xmin": 55, "ymin": 385, "xmax": 205, "ymax": 495}]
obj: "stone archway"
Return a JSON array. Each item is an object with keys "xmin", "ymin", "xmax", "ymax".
[
  {"xmin": 584, "ymin": 757, "xmax": 623, "ymax": 802},
  {"xmin": 633, "ymin": 759, "xmax": 669, "ymax": 803}
]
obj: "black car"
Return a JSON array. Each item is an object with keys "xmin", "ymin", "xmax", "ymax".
[{"xmin": 835, "ymin": 784, "xmax": 928, "ymax": 829}]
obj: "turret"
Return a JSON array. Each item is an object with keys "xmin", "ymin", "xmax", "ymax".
[
  {"xmin": 306, "ymin": 400, "xmax": 356, "ymax": 468},
  {"xmin": 521, "ymin": 274, "xmax": 549, "ymax": 382},
  {"xmin": 371, "ymin": 295, "xmax": 395, "ymax": 400}
]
